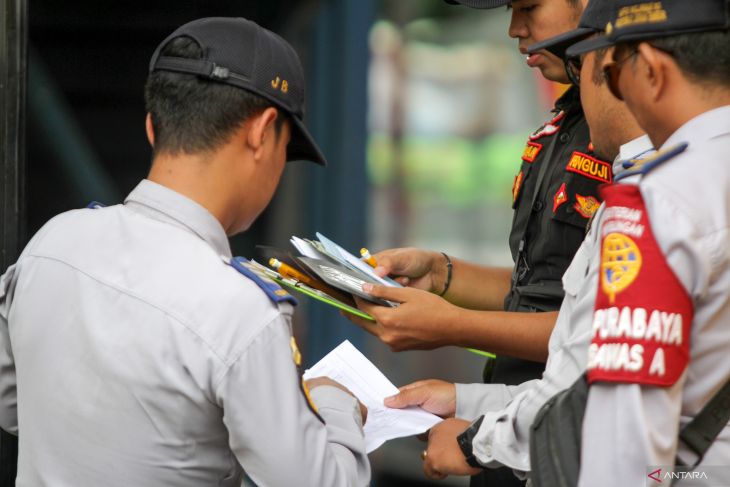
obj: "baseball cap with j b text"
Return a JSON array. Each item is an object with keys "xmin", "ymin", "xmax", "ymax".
[{"xmin": 149, "ymin": 17, "xmax": 327, "ymax": 166}]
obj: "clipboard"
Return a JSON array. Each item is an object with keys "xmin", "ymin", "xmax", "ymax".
[{"xmin": 254, "ymin": 237, "xmax": 495, "ymax": 358}]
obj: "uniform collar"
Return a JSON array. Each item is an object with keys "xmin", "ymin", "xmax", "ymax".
[
  {"xmin": 618, "ymin": 134, "xmax": 654, "ymax": 162},
  {"xmin": 662, "ymin": 105, "xmax": 730, "ymax": 151},
  {"xmin": 554, "ymin": 86, "xmax": 582, "ymax": 114},
  {"xmin": 124, "ymin": 179, "xmax": 232, "ymax": 258},
  {"xmin": 614, "ymin": 134, "xmax": 655, "ymax": 175}
]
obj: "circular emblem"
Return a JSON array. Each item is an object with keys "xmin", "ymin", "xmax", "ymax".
[{"xmin": 601, "ymin": 233, "xmax": 642, "ymax": 304}]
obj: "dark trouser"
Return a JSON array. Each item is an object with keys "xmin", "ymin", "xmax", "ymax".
[{"xmin": 470, "ymin": 356, "xmax": 545, "ymax": 487}]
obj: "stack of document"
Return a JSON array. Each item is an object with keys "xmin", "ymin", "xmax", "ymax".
[{"xmin": 250, "ymin": 233, "xmax": 402, "ymax": 320}]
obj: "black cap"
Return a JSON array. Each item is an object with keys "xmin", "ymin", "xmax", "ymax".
[
  {"xmin": 568, "ymin": 0, "xmax": 730, "ymax": 57},
  {"xmin": 527, "ymin": 0, "xmax": 615, "ymax": 60},
  {"xmin": 149, "ymin": 17, "xmax": 326, "ymax": 166},
  {"xmin": 443, "ymin": 0, "xmax": 510, "ymax": 9}
]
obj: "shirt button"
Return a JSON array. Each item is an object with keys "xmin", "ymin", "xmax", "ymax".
[
  {"xmin": 532, "ymin": 200, "xmax": 544, "ymax": 212},
  {"xmin": 485, "ymin": 445, "xmax": 492, "ymax": 456},
  {"xmin": 559, "ymin": 133, "xmax": 570, "ymax": 143}
]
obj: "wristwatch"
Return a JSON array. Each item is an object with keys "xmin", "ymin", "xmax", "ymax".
[{"xmin": 457, "ymin": 416, "xmax": 485, "ymax": 469}]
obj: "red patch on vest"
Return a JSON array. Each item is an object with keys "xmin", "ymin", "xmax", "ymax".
[
  {"xmin": 522, "ymin": 141, "xmax": 543, "ymax": 163},
  {"xmin": 553, "ymin": 182, "xmax": 568, "ymax": 213},
  {"xmin": 587, "ymin": 184, "xmax": 693, "ymax": 387},
  {"xmin": 565, "ymin": 151, "xmax": 613, "ymax": 183},
  {"xmin": 574, "ymin": 194, "xmax": 600, "ymax": 218}
]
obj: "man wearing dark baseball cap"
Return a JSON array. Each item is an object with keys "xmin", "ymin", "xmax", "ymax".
[
  {"xmin": 0, "ymin": 17, "xmax": 372, "ymax": 486},
  {"xmin": 557, "ymin": 1, "xmax": 730, "ymax": 486},
  {"xmin": 149, "ymin": 16, "xmax": 327, "ymax": 165},
  {"xmin": 526, "ymin": 0, "xmax": 614, "ymax": 65}
]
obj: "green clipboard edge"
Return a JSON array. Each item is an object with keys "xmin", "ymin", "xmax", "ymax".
[
  {"xmin": 467, "ymin": 348, "xmax": 496, "ymax": 359},
  {"xmin": 273, "ymin": 276, "xmax": 375, "ymax": 321},
  {"xmin": 273, "ymin": 273, "xmax": 495, "ymax": 359}
]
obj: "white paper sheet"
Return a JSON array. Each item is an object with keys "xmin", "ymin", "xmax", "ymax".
[
  {"xmin": 315, "ymin": 232, "xmax": 403, "ymax": 288},
  {"xmin": 303, "ymin": 340, "xmax": 441, "ymax": 453},
  {"xmin": 290, "ymin": 236, "xmax": 327, "ymax": 260}
]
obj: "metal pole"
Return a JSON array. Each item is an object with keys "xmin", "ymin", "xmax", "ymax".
[
  {"xmin": 0, "ymin": 0, "xmax": 27, "ymax": 482},
  {"xmin": 305, "ymin": 0, "xmax": 374, "ymax": 363}
]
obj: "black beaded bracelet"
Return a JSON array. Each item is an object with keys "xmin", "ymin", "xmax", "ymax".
[{"xmin": 439, "ymin": 252, "xmax": 453, "ymax": 297}]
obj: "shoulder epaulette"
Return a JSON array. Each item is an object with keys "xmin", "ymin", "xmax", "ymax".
[
  {"xmin": 86, "ymin": 201, "xmax": 107, "ymax": 209},
  {"xmin": 228, "ymin": 256, "xmax": 298, "ymax": 306},
  {"xmin": 615, "ymin": 142, "xmax": 688, "ymax": 182}
]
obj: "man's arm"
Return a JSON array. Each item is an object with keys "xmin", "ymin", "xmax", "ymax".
[
  {"xmin": 350, "ymin": 285, "xmax": 555, "ymax": 361},
  {"xmin": 384, "ymin": 378, "xmax": 538, "ymax": 422},
  {"xmin": 0, "ymin": 264, "xmax": 18, "ymax": 435},
  {"xmin": 386, "ymin": 373, "xmax": 578, "ymax": 476},
  {"xmin": 385, "ymin": 341, "xmax": 584, "ymax": 476},
  {"xmin": 372, "ymin": 248, "xmax": 513, "ymax": 311},
  {"xmin": 439, "ymin": 258, "xmax": 513, "ymax": 311},
  {"xmin": 215, "ymin": 315, "xmax": 370, "ymax": 486},
  {"xmin": 383, "ymin": 310, "xmax": 593, "ymax": 475}
]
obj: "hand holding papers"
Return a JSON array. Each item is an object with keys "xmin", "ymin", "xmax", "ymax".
[
  {"xmin": 303, "ymin": 340, "xmax": 441, "ymax": 453},
  {"xmin": 250, "ymin": 239, "xmax": 496, "ymax": 358}
]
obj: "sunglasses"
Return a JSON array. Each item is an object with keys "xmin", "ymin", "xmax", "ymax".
[{"xmin": 602, "ymin": 48, "xmax": 638, "ymax": 100}]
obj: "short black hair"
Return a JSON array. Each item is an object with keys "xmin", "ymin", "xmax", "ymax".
[
  {"xmin": 648, "ymin": 29, "xmax": 730, "ymax": 88},
  {"xmin": 144, "ymin": 36, "xmax": 284, "ymax": 156}
]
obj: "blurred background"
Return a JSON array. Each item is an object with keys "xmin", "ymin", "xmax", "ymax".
[{"xmin": 0, "ymin": 0, "xmax": 566, "ymax": 485}]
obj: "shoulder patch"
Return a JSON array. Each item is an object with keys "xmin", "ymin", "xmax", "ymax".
[
  {"xmin": 615, "ymin": 142, "xmax": 688, "ymax": 182},
  {"xmin": 565, "ymin": 151, "xmax": 613, "ymax": 183},
  {"xmin": 529, "ymin": 111, "xmax": 565, "ymax": 141},
  {"xmin": 587, "ymin": 184, "xmax": 693, "ymax": 387},
  {"xmin": 574, "ymin": 194, "xmax": 600, "ymax": 218},
  {"xmin": 512, "ymin": 170, "xmax": 524, "ymax": 204},
  {"xmin": 228, "ymin": 256, "xmax": 298, "ymax": 306},
  {"xmin": 553, "ymin": 182, "xmax": 568, "ymax": 213},
  {"xmin": 522, "ymin": 141, "xmax": 543, "ymax": 163}
]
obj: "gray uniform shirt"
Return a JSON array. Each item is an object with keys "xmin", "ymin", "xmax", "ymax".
[
  {"xmin": 578, "ymin": 106, "xmax": 730, "ymax": 486},
  {"xmin": 454, "ymin": 135, "xmax": 655, "ymax": 474},
  {"xmin": 0, "ymin": 180, "xmax": 370, "ymax": 486}
]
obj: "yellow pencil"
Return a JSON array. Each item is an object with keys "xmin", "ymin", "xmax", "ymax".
[
  {"xmin": 269, "ymin": 258, "xmax": 314, "ymax": 285},
  {"xmin": 360, "ymin": 248, "xmax": 377, "ymax": 267}
]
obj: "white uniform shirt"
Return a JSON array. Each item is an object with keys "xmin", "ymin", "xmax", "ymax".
[
  {"xmin": 454, "ymin": 135, "xmax": 655, "ymax": 474},
  {"xmin": 578, "ymin": 107, "xmax": 730, "ymax": 486},
  {"xmin": 0, "ymin": 180, "xmax": 370, "ymax": 486}
]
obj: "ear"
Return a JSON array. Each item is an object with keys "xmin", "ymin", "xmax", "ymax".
[
  {"xmin": 145, "ymin": 113, "xmax": 155, "ymax": 147},
  {"xmin": 246, "ymin": 107, "xmax": 280, "ymax": 161},
  {"xmin": 637, "ymin": 43, "xmax": 668, "ymax": 103}
]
